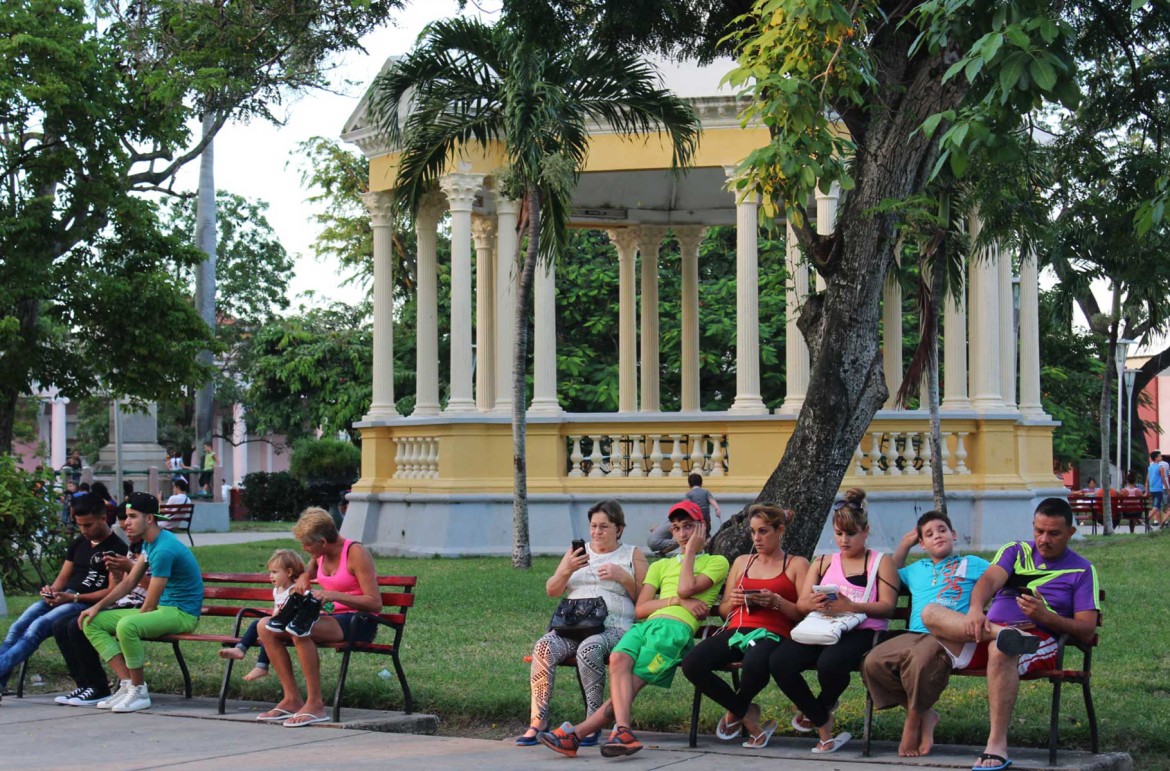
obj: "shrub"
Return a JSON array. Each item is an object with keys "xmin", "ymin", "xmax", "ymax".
[
  {"xmin": 239, "ymin": 471, "xmax": 308, "ymax": 522},
  {"xmin": 289, "ymin": 437, "xmax": 361, "ymax": 483},
  {"xmin": 0, "ymin": 456, "xmax": 69, "ymax": 591}
]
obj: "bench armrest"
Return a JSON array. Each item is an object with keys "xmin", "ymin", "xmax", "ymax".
[{"xmin": 232, "ymin": 607, "xmax": 270, "ymax": 636}]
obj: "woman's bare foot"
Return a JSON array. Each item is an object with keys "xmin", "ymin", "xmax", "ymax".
[
  {"xmin": 243, "ymin": 667, "xmax": 269, "ymax": 681},
  {"xmin": 898, "ymin": 711, "xmax": 922, "ymax": 757},
  {"xmin": 917, "ymin": 709, "xmax": 940, "ymax": 756},
  {"xmin": 218, "ymin": 647, "xmax": 245, "ymax": 660}
]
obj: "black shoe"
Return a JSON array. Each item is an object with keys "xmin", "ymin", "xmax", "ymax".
[
  {"xmin": 265, "ymin": 593, "xmax": 303, "ymax": 633},
  {"xmin": 286, "ymin": 593, "xmax": 323, "ymax": 638}
]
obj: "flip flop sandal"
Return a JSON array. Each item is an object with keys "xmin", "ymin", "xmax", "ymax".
[
  {"xmin": 996, "ymin": 628, "xmax": 1041, "ymax": 656},
  {"xmin": 971, "ymin": 752, "xmax": 1012, "ymax": 771},
  {"xmin": 791, "ymin": 713, "xmax": 815, "ymax": 733},
  {"xmin": 284, "ymin": 712, "xmax": 330, "ymax": 728},
  {"xmin": 743, "ymin": 720, "xmax": 778, "ymax": 749},
  {"xmin": 255, "ymin": 708, "xmax": 294, "ymax": 722},
  {"xmin": 716, "ymin": 713, "xmax": 744, "ymax": 740},
  {"xmin": 810, "ymin": 731, "xmax": 852, "ymax": 754}
]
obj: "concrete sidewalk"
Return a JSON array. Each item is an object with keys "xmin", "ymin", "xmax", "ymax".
[
  {"xmin": 189, "ymin": 531, "xmax": 297, "ymax": 547},
  {"xmin": 0, "ymin": 694, "xmax": 1131, "ymax": 770}
]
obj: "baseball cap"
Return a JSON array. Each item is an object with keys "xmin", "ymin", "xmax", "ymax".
[
  {"xmin": 125, "ymin": 492, "xmax": 163, "ymax": 519},
  {"xmin": 668, "ymin": 500, "xmax": 703, "ymax": 522}
]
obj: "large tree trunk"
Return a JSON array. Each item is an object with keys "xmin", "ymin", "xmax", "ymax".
[
  {"xmin": 511, "ymin": 187, "xmax": 541, "ymax": 569},
  {"xmin": 710, "ymin": 29, "xmax": 971, "ymax": 561},
  {"xmin": 193, "ymin": 114, "xmax": 217, "ymax": 449},
  {"xmin": 927, "ymin": 258, "xmax": 947, "ymax": 514}
]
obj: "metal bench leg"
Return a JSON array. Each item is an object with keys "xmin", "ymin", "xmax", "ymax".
[
  {"xmin": 17, "ymin": 659, "xmax": 28, "ymax": 698},
  {"xmin": 689, "ymin": 686, "xmax": 701, "ymax": 749},
  {"xmin": 1083, "ymin": 677, "xmax": 1099, "ymax": 753},
  {"xmin": 333, "ymin": 649, "xmax": 353, "ymax": 724},
  {"xmin": 863, "ymin": 690, "xmax": 874, "ymax": 757},
  {"xmin": 391, "ymin": 651, "xmax": 413, "ymax": 714},
  {"xmin": 172, "ymin": 641, "xmax": 192, "ymax": 698},
  {"xmin": 218, "ymin": 646, "xmax": 236, "ymax": 715},
  {"xmin": 1048, "ymin": 677, "xmax": 1062, "ymax": 766}
]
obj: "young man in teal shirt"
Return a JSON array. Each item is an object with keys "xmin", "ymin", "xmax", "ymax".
[
  {"xmin": 79, "ymin": 492, "xmax": 203, "ymax": 713},
  {"xmin": 540, "ymin": 500, "xmax": 729, "ymax": 758}
]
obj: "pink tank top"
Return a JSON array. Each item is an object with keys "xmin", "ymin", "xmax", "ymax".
[
  {"xmin": 314, "ymin": 539, "xmax": 362, "ymax": 612},
  {"xmin": 819, "ymin": 550, "xmax": 888, "ymax": 631}
]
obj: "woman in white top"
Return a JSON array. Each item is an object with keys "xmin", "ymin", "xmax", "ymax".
[{"xmin": 516, "ymin": 500, "xmax": 648, "ymax": 747}]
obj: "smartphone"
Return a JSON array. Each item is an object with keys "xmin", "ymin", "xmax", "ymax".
[
  {"xmin": 741, "ymin": 589, "xmax": 762, "ymax": 595},
  {"xmin": 812, "ymin": 584, "xmax": 839, "ymax": 601},
  {"xmin": 1017, "ymin": 587, "xmax": 1034, "ymax": 597},
  {"xmin": 571, "ymin": 539, "xmax": 586, "ymax": 554}
]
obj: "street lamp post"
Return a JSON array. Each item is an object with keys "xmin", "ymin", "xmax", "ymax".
[{"xmin": 1125, "ymin": 368, "xmax": 1138, "ymax": 480}]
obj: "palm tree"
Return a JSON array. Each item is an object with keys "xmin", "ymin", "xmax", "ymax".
[{"xmin": 370, "ymin": 17, "xmax": 700, "ymax": 568}]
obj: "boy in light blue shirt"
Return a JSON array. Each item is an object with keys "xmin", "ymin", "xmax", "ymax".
[{"xmin": 861, "ymin": 510, "xmax": 989, "ymax": 758}]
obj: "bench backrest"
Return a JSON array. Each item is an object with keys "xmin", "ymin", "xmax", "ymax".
[
  {"xmin": 199, "ymin": 572, "xmax": 417, "ymax": 627},
  {"xmin": 159, "ymin": 503, "xmax": 195, "ymax": 529}
]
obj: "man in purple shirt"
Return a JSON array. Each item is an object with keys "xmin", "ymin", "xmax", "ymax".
[{"xmin": 921, "ymin": 498, "xmax": 1100, "ymax": 771}]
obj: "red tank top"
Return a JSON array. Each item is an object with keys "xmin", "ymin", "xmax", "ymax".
[
  {"xmin": 726, "ymin": 555, "xmax": 799, "ymax": 637},
  {"xmin": 314, "ymin": 539, "xmax": 362, "ymax": 612}
]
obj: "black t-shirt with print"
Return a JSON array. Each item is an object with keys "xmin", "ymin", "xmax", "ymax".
[{"xmin": 65, "ymin": 532, "xmax": 130, "ymax": 593}]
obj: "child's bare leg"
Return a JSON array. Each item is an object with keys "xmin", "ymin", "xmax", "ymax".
[
  {"xmin": 244, "ymin": 666, "xmax": 269, "ymax": 681},
  {"xmin": 219, "ymin": 647, "xmax": 245, "ymax": 660}
]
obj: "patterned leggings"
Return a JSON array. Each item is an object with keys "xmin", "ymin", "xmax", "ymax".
[{"xmin": 529, "ymin": 627, "xmax": 625, "ymax": 726}]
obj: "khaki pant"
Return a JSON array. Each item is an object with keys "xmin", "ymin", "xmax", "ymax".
[{"xmin": 861, "ymin": 632, "xmax": 953, "ymax": 713}]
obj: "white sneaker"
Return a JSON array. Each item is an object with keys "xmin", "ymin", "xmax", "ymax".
[
  {"xmin": 96, "ymin": 680, "xmax": 133, "ymax": 709},
  {"xmin": 112, "ymin": 683, "xmax": 151, "ymax": 713}
]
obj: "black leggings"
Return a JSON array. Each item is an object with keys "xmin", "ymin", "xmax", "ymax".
[
  {"xmin": 681, "ymin": 628, "xmax": 780, "ymax": 719},
  {"xmin": 769, "ymin": 629, "xmax": 875, "ymax": 728},
  {"xmin": 52, "ymin": 613, "xmax": 108, "ymax": 694}
]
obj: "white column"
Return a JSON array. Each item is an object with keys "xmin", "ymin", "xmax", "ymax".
[
  {"xmin": 728, "ymin": 188, "xmax": 767, "ymax": 414},
  {"xmin": 779, "ymin": 222, "xmax": 809, "ymax": 414},
  {"xmin": 942, "ymin": 266, "xmax": 971, "ymax": 410},
  {"xmin": 50, "ymin": 397, "xmax": 67, "ymax": 469},
  {"xmin": 493, "ymin": 197, "xmax": 521, "ymax": 415},
  {"xmin": 413, "ymin": 195, "xmax": 444, "ymax": 416},
  {"xmin": 882, "ymin": 275, "xmax": 903, "ymax": 408},
  {"xmin": 999, "ymin": 246, "xmax": 1017, "ymax": 409},
  {"xmin": 1018, "ymin": 249, "xmax": 1047, "ymax": 418},
  {"xmin": 814, "ymin": 183, "xmax": 839, "ymax": 293},
  {"xmin": 363, "ymin": 191, "xmax": 398, "ymax": 418},
  {"xmin": 606, "ymin": 227, "xmax": 640, "ymax": 412},
  {"xmin": 968, "ymin": 217, "xmax": 1004, "ymax": 410},
  {"xmin": 472, "ymin": 213, "xmax": 497, "ymax": 412},
  {"xmin": 639, "ymin": 225, "xmax": 667, "ymax": 412},
  {"xmin": 439, "ymin": 170, "xmax": 484, "ymax": 414},
  {"xmin": 529, "ymin": 259, "xmax": 562, "ymax": 415},
  {"xmin": 232, "ymin": 402, "xmax": 248, "ymax": 486},
  {"xmin": 674, "ymin": 225, "xmax": 706, "ymax": 412}
]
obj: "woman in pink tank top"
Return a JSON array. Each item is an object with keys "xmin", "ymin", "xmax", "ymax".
[
  {"xmin": 768, "ymin": 489, "xmax": 898, "ymax": 755},
  {"xmin": 256, "ymin": 507, "xmax": 382, "ymax": 727}
]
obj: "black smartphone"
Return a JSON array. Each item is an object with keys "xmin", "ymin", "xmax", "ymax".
[
  {"xmin": 571, "ymin": 539, "xmax": 586, "ymax": 554},
  {"xmin": 1017, "ymin": 587, "xmax": 1034, "ymax": 597},
  {"xmin": 741, "ymin": 589, "xmax": 762, "ymax": 595}
]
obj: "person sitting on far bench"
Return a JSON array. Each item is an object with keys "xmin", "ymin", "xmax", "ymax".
[
  {"xmin": 861, "ymin": 510, "xmax": 990, "ymax": 757},
  {"xmin": 79, "ymin": 493, "xmax": 203, "ymax": 713},
  {"xmin": 538, "ymin": 500, "xmax": 729, "ymax": 758},
  {"xmin": 920, "ymin": 498, "xmax": 1100, "ymax": 771}
]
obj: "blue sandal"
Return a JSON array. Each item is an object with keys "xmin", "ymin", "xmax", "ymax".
[{"xmin": 972, "ymin": 753, "xmax": 1012, "ymax": 771}]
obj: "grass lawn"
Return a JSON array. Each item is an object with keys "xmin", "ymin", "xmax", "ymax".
[
  {"xmin": 4, "ymin": 531, "xmax": 1168, "ymax": 767},
  {"xmin": 228, "ymin": 520, "xmax": 297, "ymax": 533}
]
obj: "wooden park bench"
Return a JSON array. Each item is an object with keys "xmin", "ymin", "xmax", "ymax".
[
  {"xmin": 1068, "ymin": 493, "xmax": 1148, "ymax": 534},
  {"xmin": 159, "ymin": 502, "xmax": 195, "ymax": 546},
  {"xmin": 861, "ymin": 588, "xmax": 1103, "ymax": 766}
]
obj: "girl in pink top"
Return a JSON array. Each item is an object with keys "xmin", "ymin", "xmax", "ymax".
[
  {"xmin": 256, "ymin": 508, "xmax": 382, "ymax": 727},
  {"xmin": 769, "ymin": 488, "xmax": 898, "ymax": 755}
]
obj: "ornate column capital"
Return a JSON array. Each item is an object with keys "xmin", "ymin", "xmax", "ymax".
[
  {"xmin": 439, "ymin": 171, "xmax": 485, "ymax": 212},
  {"xmin": 673, "ymin": 225, "xmax": 707, "ymax": 254},
  {"xmin": 471, "ymin": 213, "xmax": 498, "ymax": 250},
  {"xmin": 496, "ymin": 195, "xmax": 522, "ymax": 217},
  {"xmin": 362, "ymin": 190, "xmax": 395, "ymax": 227},
  {"xmin": 638, "ymin": 225, "xmax": 670, "ymax": 254},
  {"xmin": 606, "ymin": 227, "xmax": 640, "ymax": 257},
  {"xmin": 416, "ymin": 190, "xmax": 446, "ymax": 228}
]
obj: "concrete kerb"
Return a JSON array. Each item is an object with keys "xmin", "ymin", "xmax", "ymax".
[{"xmin": 2, "ymin": 694, "xmax": 1131, "ymax": 770}]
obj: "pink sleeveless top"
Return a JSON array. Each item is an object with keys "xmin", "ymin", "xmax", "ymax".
[
  {"xmin": 819, "ymin": 550, "xmax": 888, "ymax": 631},
  {"xmin": 314, "ymin": 539, "xmax": 362, "ymax": 612}
]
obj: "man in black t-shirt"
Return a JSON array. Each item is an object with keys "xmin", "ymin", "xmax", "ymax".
[{"xmin": 0, "ymin": 493, "xmax": 127, "ymax": 704}]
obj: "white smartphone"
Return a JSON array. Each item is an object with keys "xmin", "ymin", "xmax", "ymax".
[{"xmin": 812, "ymin": 584, "xmax": 839, "ymax": 601}]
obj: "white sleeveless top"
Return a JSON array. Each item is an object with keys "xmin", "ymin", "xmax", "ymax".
[{"xmin": 565, "ymin": 542, "xmax": 638, "ymax": 632}]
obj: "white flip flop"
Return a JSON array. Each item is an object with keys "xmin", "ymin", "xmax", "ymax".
[
  {"xmin": 811, "ymin": 731, "xmax": 852, "ymax": 754},
  {"xmin": 284, "ymin": 712, "xmax": 330, "ymax": 728},
  {"xmin": 256, "ymin": 708, "xmax": 294, "ymax": 722}
]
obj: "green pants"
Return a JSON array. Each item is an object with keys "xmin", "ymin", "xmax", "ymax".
[{"xmin": 84, "ymin": 607, "xmax": 199, "ymax": 670}]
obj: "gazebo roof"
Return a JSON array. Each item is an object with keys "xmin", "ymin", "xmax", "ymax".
[{"xmin": 340, "ymin": 56, "xmax": 770, "ymax": 227}]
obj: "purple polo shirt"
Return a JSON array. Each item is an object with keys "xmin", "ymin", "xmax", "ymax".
[{"xmin": 986, "ymin": 541, "xmax": 1100, "ymax": 635}]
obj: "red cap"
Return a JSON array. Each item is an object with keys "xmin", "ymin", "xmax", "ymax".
[{"xmin": 668, "ymin": 500, "xmax": 703, "ymax": 522}]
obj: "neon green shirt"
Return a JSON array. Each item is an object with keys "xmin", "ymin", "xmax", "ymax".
[{"xmin": 644, "ymin": 553, "xmax": 729, "ymax": 632}]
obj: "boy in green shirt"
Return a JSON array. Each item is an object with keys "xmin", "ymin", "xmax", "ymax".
[{"xmin": 539, "ymin": 500, "xmax": 729, "ymax": 758}]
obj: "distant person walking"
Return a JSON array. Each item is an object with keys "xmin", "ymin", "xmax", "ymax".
[
  {"xmin": 1147, "ymin": 451, "xmax": 1168, "ymax": 527},
  {"xmin": 685, "ymin": 473, "xmax": 721, "ymax": 525}
]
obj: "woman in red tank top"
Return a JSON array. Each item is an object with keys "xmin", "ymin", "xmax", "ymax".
[
  {"xmin": 680, "ymin": 504, "xmax": 809, "ymax": 748},
  {"xmin": 256, "ymin": 508, "xmax": 382, "ymax": 727}
]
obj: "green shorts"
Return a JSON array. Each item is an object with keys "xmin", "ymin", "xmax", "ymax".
[{"xmin": 612, "ymin": 616, "xmax": 694, "ymax": 688}]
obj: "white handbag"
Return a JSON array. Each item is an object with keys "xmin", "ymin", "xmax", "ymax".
[{"xmin": 790, "ymin": 550, "xmax": 883, "ymax": 646}]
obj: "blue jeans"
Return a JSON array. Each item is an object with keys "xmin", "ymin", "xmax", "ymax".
[{"xmin": 0, "ymin": 600, "xmax": 85, "ymax": 686}]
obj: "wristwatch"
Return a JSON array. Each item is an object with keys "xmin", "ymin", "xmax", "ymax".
[{"xmin": 72, "ymin": 592, "xmax": 80, "ymax": 604}]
